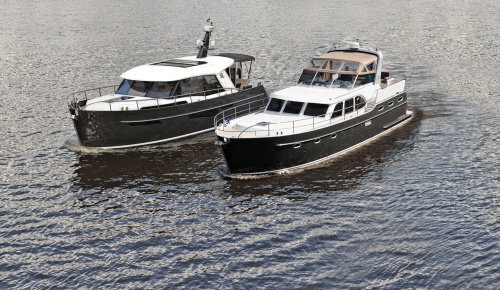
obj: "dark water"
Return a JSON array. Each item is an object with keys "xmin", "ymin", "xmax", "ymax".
[{"xmin": 1, "ymin": 0, "xmax": 499, "ymax": 289}]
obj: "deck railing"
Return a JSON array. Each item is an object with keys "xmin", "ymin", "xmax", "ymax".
[
  {"xmin": 67, "ymin": 86, "xmax": 241, "ymax": 110},
  {"xmin": 214, "ymin": 79, "xmax": 405, "ymax": 137},
  {"xmin": 215, "ymin": 99, "xmax": 373, "ymax": 137}
]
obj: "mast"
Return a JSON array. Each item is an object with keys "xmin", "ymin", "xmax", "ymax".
[{"xmin": 196, "ymin": 19, "xmax": 214, "ymax": 59}]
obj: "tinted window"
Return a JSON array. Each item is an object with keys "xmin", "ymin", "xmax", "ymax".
[
  {"xmin": 146, "ymin": 82, "xmax": 175, "ymax": 98},
  {"xmin": 355, "ymin": 96, "xmax": 366, "ymax": 110},
  {"xmin": 304, "ymin": 103, "xmax": 329, "ymax": 116},
  {"xmin": 179, "ymin": 76, "xmax": 208, "ymax": 95},
  {"xmin": 267, "ymin": 98, "xmax": 285, "ymax": 112},
  {"xmin": 298, "ymin": 69, "xmax": 316, "ymax": 84},
  {"xmin": 115, "ymin": 80, "xmax": 150, "ymax": 97},
  {"xmin": 283, "ymin": 101, "xmax": 304, "ymax": 114},
  {"xmin": 331, "ymin": 102, "xmax": 343, "ymax": 118},
  {"xmin": 129, "ymin": 81, "xmax": 149, "ymax": 96},
  {"xmin": 116, "ymin": 79, "xmax": 131, "ymax": 95},
  {"xmin": 345, "ymin": 98, "xmax": 354, "ymax": 114}
]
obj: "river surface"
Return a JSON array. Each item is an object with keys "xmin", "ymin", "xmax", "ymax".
[{"xmin": 1, "ymin": 0, "xmax": 499, "ymax": 289}]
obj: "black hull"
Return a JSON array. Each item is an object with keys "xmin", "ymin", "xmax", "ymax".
[
  {"xmin": 218, "ymin": 93, "xmax": 411, "ymax": 174},
  {"xmin": 70, "ymin": 85, "xmax": 267, "ymax": 148}
]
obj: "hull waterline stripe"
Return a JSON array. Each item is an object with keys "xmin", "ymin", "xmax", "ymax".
[
  {"xmin": 383, "ymin": 113, "xmax": 412, "ymax": 129},
  {"xmin": 94, "ymin": 127, "xmax": 213, "ymax": 149}
]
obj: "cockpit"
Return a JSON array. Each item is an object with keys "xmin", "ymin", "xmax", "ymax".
[{"xmin": 297, "ymin": 51, "xmax": 378, "ymax": 88}]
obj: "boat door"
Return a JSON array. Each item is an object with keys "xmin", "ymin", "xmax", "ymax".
[{"xmin": 343, "ymin": 97, "xmax": 356, "ymax": 119}]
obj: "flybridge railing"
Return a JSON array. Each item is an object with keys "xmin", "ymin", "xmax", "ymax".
[
  {"xmin": 215, "ymin": 99, "xmax": 372, "ymax": 137},
  {"xmin": 67, "ymin": 86, "xmax": 241, "ymax": 110}
]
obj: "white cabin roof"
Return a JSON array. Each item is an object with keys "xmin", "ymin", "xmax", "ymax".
[{"xmin": 120, "ymin": 55, "xmax": 234, "ymax": 82}]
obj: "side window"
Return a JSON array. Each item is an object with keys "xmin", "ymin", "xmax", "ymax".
[
  {"xmin": 204, "ymin": 75, "xmax": 222, "ymax": 90},
  {"xmin": 179, "ymin": 76, "xmax": 206, "ymax": 95},
  {"xmin": 266, "ymin": 98, "xmax": 285, "ymax": 112},
  {"xmin": 283, "ymin": 101, "xmax": 304, "ymax": 114},
  {"xmin": 128, "ymin": 81, "xmax": 150, "ymax": 97},
  {"xmin": 116, "ymin": 79, "xmax": 132, "ymax": 95},
  {"xmin": 355, "ymin": 96, "xmax": 366, "ymax": 110},
  {"xmin": 298, "ymin": 69, "xmax": 316, "ymax": 84},
  {"xmin": 146, "ymin": 82, "xmax": 175, "ymax": 98},
  {"xmin": 331, "ymin": 102, "xmax": 344, "ymax": 118},
  {"xmin": 345, "ymin": 98, "xmax": 354, "ymax": 114},
  {"xmin": 303, "ymin": 103, "xmax": 329, "ymax": 116}
]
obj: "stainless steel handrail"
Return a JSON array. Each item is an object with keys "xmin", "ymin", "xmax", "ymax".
[
  {"xmin": 216, "ymin": 100, "xmax": 370, "ymax": 136},
  {"xmin": 67, "ymin": 86, "xmax": 241, "ymax": 110}
]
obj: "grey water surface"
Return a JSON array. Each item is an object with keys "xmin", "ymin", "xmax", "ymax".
[{"xmin": 1, "ymin": 0, "xmax": 499, "ymax": 289}]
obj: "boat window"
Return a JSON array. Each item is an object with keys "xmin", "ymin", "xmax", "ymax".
[
  {"xmin": 303, "ymin": 103, "xmax": 329, "ymax": 116},
  {"xmin": 116, "ymin": 79, "xmax": 150, "ymax": 97},
  {"xmin": 179, "ymin": 76, "xmax": 208, "ymax": 94},
  {"xmin": 309, "ymin": 59, "xmax": 325, "ymax": 69},
  {"xmin": 345, "ymin": 98, "xmax": 354, "ymax": 114},
  {"xmin": 331, "ymin": 102, "xmax": 343, "ymax": 118},
  {"xmin": 266, "ymin": 98, "xmax": 285, "ymax": 112},
  {"xmin": 129, "ymin": 81, "xmax": 149, "ymax": 96},
  {"xmin": 298, "ymin": 69, "xmax": 316, "ymax": 84},
  {"xmin": 204, "ymin": 75, "xmax": 222, "ymax": 90},
  {"xmin": 366, "ymin": 61, "xmax": 376, "ymax": 72},
  {"xmin": 145, "ymin": 82, "xmax": 176, "ymax": 98},
  {"xmin": 329, "ymin": 60, "xmax": 342, "ymax": 71},
  {"xmin": 283, "ymin": 101, "xmax": 304, "ymax": 114},
  {"xmin": 176, "ymin": 75, "xmax": 221, "ymax": 96},
  {"xmin": 116, "ymin": 79, "xmax": 132, "ymax": 95},
  {"xmin": 355, "ymin": 96, "xmax": 366, "ymax": 110},
  {"xmin": 341, "ymin": 62, "xmax": 359, "ymax": 73}
]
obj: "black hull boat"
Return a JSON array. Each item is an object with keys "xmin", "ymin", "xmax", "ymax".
[
  {"xmin": 215, "ymin": 42, "xmax": 412, "ymax": 174},
  {"xmin": 67, "ymin": 20, "xmax": 268, "ymax": 149}
]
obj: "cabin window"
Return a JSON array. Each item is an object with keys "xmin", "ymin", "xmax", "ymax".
[
  {"xmin": 345, "ymin": 98, "xmax": 354, "ymax": 114},
  {"xmin": 331, "ymin": 102, "xmax": 344, "ymax": 118},
  {"xmin": 303, "ymin": 103, "xmax": 329, "ymax": 116},
  {"xmin": 177, "ymin": 75, "xmax": 221, "ymax": 96},
  {"xmin": 129, "ymin": 81, "xmax": 149, "ymax": 96},
  {"xmin": 329, "ymin": 60, "xmax": 342, "ymax": 71},
  {"xmin": 309, "ymin": 59, "xmax": 325, "ymax": 69},
  {"xmin": 355, "ymin": 96, "xmax": 366, "ymax": 110},
  {"xmin": 366, "ymin": 61, "xmax": 376, "ymax": 72},
  {"xmin": 145, "ymin": 82, "xmax": 176, "ymax": 98},
  {"xmin": 341, "ymin": 62, "xmax": 359, "ymax": 72},
  {"xmin": 298, "ymin": 69, "xmax": 316, "ymax": 84},
  {"xmin": 116, "ymin": 80, "xmax": 149, "ymax": 97},
  {"xmin": 283, "ymin": 101, "xmax": 304, "ymax": 114},
  {"xmin": 266, "ymin": 98, "xmax": 285, "ymax": 112}
]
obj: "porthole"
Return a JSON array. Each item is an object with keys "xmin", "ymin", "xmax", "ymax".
[
  {"xmin": 388, "ymin": 101, "xmax": 394, "ymax": 107},
  {"xmin": 378, "ymin": 105, "xmax": 384, "ymax": 111},
  {"xmin": 314, "ymin": 139, "xmax": 320, "ymax": 144},
  {"xmin": 331, "ymin": 133, "xmax": 337, "ymax": 139},
  {"xmin": 293, "ymin": 143, "xmax": 301, "ymax": 149},
  {"xmin": 397, "ymin": 96, "xmax": 404, "ymax": 102}
]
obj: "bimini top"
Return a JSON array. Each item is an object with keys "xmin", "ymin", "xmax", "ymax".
[
  {"xmin": 120, "ymin": 55, "xmax": 234, "ymax": 82},
  {"xmin": 217, "ymin": 53, "xmax": 255, "ymax": 62},
  {"xmin": 306, "ymin": 50, "xmax": 378, "ymax": 75}
]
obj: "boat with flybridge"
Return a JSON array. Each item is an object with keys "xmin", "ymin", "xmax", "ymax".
[{"xmin": 214, "ymin": 42, "xmax": 412, "ymax": 174}]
